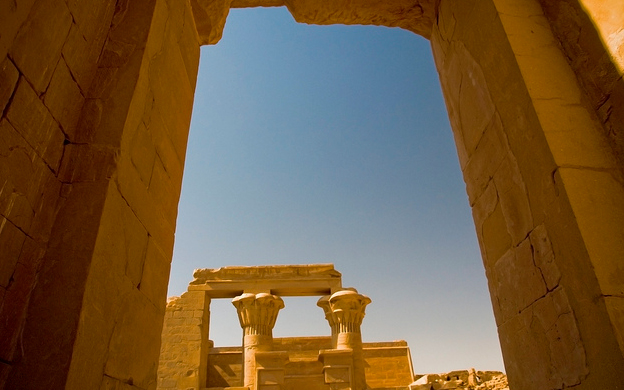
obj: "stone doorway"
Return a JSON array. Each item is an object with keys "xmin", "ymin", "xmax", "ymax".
[{"xmin": 1, "ymin": 0, "xmax": 623, "ymax": 389}]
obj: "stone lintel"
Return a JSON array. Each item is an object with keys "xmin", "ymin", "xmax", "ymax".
[
  {"xmin": 230, "ymin": 0, "xmax": 284, "ymax": 8},
  {"xmin": 189, "ymin": 264, "xmax": 342, "ymax": 297}
]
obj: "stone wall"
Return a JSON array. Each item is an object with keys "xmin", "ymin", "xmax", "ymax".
[
  {"xmin": 203, "ymin": 337, "xmax": 414, "ymax": 390},
  {"xmin": 431, "ymin": 0, "xmax": 624, "ymax": 388},
  {"xmin": 539, "ymin": 0, "xmax": 624, "ymax": 168},
  {"xmin": 364, "ymin": 341, "xmax": 414, "ymax": 389},
  {"xmin": 1, "ymin": 0, "xmax": 623, "ymax": 389},
  {"xmin": 0, "ymin": 0, "xmax": 117, "ymax": 385},
  {"xmin": 158, "ymin": 292, "xmax": 211, "ymax": 390},
  {"xmin": 0, "ymin": 0, "xmax": 200, "ymax": 388}
]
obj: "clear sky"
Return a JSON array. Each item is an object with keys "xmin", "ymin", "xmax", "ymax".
[{"xmin": 167, "ymin": 6, "xmax": 505, "ymax": 375}]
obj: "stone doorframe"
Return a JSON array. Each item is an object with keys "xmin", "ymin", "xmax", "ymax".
[
  {"xmin": 1, "ymin": 0, "xmax": 623, "ymax": 389},
  {"xmin": 157, "ymin": 264, "xmax": 372, "ymax": 390}
]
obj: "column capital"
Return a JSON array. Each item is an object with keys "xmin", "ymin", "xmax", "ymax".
[
  {"xmin": 318, "ymin": 288, "xmax": 371, "ymax": 334},
  {"xmin": 232, "ymin": 292, "xmax": 284, "ymax": 336}
]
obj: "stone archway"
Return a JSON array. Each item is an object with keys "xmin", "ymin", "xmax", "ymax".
[{"xmin": 0, "ymin": 0, "xmax": 623, "ymax": 389}]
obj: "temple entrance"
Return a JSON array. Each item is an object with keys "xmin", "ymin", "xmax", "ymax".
[
  {"xmin": 1, "ymin": 1, "xmax": 622, "ymax": 389},
  {"xmin": 168, "ymin": 6, "xmax": 502, "ymax": 374}
]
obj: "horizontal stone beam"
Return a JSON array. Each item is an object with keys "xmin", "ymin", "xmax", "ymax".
[
  {"xmin": 188, "ymin": 279, "xmax": 342, "ymax": 297},
  {"xmin": 188, "ymin": 264, "xmax": 342, "ymax": 298}
]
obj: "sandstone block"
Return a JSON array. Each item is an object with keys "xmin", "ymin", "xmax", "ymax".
[
  {"xmin": 0, "ymin": 239, "xmax": 43, "ymax": 361},
  {"xmin": 26, "ymin": 168, "xmax": 62, "ymax": 243},
  {"xmin": 105, "ymin": 290, "xmax": 162, "ymax": 390},
  {"xmin": 0, "ymin": 0, "xmax": 36, "ymax": 61},
  {"xmin": 0, "ymin": 119, "xmax": 37, "ymax": 232},
  {"xmin": 557, "ymin": 168, "xmax": 624, "ymax": 297},
  {"xmin": 190, "ymin": 0, "xmax": 232, "ymax": 45},
  {"xmin": 0, "ymin": 217, "xmax": 27, "ymax": 288},
  {"xmin": 62, "ymin": 23, "xmax": 103, "ymax": 95},
  {"xmin": 494, "ymin": 157, "xmax": 533, "ymax": 246},
  {"xmin": 129, "ymin": 122, "xmax": 156, "ymax": 186},
  {"xmin": 463, "ymin": 113, "xmax": 506, "ymax": 206},
  {"xmin": 456, "ymin": 44, "xmax": 495, "ymax": 157},
  {"xmin": 177, "ymin": 4, "xmax": 201, "ymax": 89},
  {"xmin": 148, "ymin": 109, "xmax": 185, "ymax": 189},
  {"xmin": 59, "ymin": 143, "xmax": 117, "ymax": 183},
  {"xmin": 479, "ymin": 189, "xmax": 511, "ymax": 268},
  {"xmin": 490, "ymin": 238, "xmax": 547, "ymax": 323},
  {"xmin": 529, "ymin": 224, "xmax": 561, "ymax": 291},
  {"xmin": 148, "ymin": 157, "xmax": 178, "ymax": 225},
  {"xmin": 6, "ymin": 79, "xmax": 65, "ymax": 173},
  {"xmin": 65, "ymin": 0, "xmax": 116, "ymax": 43},
  {"xmin": 43, "ymin": 58, "xmax": 84, "ymax": 136},
  {"xmin": 140, "ymin": 238, "xmax": 171, "ymax": 312},
  {"xmin": 604, "ymin": 296, "xmax": 624, "ymax": 355},
  {"xmin": 9, "ymin": 0, "xmax": 72, "ymax": 93},
  {"xmin": 116, "ymin": 141, "xmax": 176, "ymax": 257},
  {"xmin": 533, "ymin": 99, "xmax": 617, "ymax": 169},
  {"xmin": 0, "ymin": 57, "xmax": 19, "ymax": 113},
  {"xmin": 148, "ymin": 50, "xmax": 194, "ymax": 164}
]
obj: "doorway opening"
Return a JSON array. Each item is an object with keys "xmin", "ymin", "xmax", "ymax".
[{"xmin": 168, "ymin": 6, "xmax": 504, "ymax": 374}]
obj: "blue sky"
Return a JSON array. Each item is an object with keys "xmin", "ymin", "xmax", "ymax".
[{"xmin": 168, "ymin": 7, "xmax": 505, "ymax": 374}]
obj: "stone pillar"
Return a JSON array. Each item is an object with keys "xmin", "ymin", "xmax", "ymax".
[
  {"xmin": 3, "ymin": 0, "xmax": 200, "ymax": 388},
  {"xmin": 319, "ymin": 349, "xmax": 355, "ymax": 390},
  {"xmin": 317, "ymin": 295, "xmax": 339, "ymax": 348},
  {"xmin": 318, "ymin": 289, "xmax": 371, "ymax": 390},
  {"xmin": 431, "ymin": 0, "xmax": 624, "ymax": 388},
  {"xmin": 255, "ymin": 351, "xmax": 289, "ymax": 390},
  {"xmin": 232, "ymin": 292, "xmax": 284, "ymax": 390}
]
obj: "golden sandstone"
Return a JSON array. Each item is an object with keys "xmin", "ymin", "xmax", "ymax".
[
  {"xmin": 0, "ymin": 0, "xmax": 623, "ymax": 389},
  {"xmin": 157, "ymin": 264, "xmax": 509, "ymax": 390}
]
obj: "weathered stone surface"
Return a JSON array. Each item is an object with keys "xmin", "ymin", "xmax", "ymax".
[
  {"xmin": 191, "ymin": 264, "xmax": 343, "ymax": 297},
  {"xmin": 0, "ymin": 119, "xmax": 37, "ymax": 232},
  {"xmin": 499, "ymin": 287, "xmax": 587, "ymax": 390},
  {"xmin": 411, "ymin": 369, "xmax": 508, "ymax": 390},
  {"xmin": 462, "ymin": 113, "xmax": 506, "ymax": 206},
  {"xmin": 528, "ymin": 224, "xmax": 561, "ymax": 291},
  {"xmin": 206, "ymin": 338, "xmax": 413, "ymax": 390},
  {"xmin": 539, "ymin": 0, "xmax": 624, "ymax": 169},
  {"xmin": 157, "ymin": 291, "xmax": 210, "ymax": 390},
  {"xmin": 8, "ymin": 0, "xmax": 72, "ymax": 93},
  {"xmin": 43, "ymin": 58, "xmax": 85, "ymax": 136},
  {"xmin": 284, "ymin": 0, "xmax": 435, "ymax": 39},
  {"xmin": 433, "ymin": 1, "xmax": 624, "ymax": 389},
  {"xmin": 476, "ymin": 184, "xmax": 511, "ymax": 268},
  {"xmin": 6, "ymin": 79, "xmax": 66, "ymax": 173},
  {"xmin": 140, "ymin": 238, "xmax": 172, "ymax": 312},
  {"xmin": 493, "ymin": 156, "xmax": 533, "ymax": 246},
  {"xmin": 163, "ymin": 266, "xmax": 380, "ymax": 390},
  {"xmin": 489, "ymin": 239, "xmax": 547, "ymax": 324},
  {"xmin": 104, "ymin": 291, "xmax": 163, "ymax": 390},
  {"xmin": 0, "ymin": 57, "xmax": 19, "ymax": 114},
  {"xmin": 0, "ymin": 217, "xmax": 27, "ymax": 288},
  {"xmin": 0, "ymin": 238, "xmax": 44, "ymax": 360},
  {"xmin": 191, "ymin": 0, "xmax": 232, "ymax": 45},
  {"xmin": 2, "ymin": 0, "xmax": 624, "ymax": 389},
  {"xmin": 0, "ymin": 0, "xmax": 36, "ymax": 61}
]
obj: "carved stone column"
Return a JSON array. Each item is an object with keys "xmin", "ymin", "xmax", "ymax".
[
  {"xmin": 317, "ymin": 295, "xmax": 338, "ymax": 348},
  {"xmin": 318, "ymin": 289, "xmax": 371, "ymax": 390},
  {"xmin": 232, "ymin": 292, "xmax": 284, "ymax": 390}
]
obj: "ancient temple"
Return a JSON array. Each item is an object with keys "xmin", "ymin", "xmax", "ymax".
[{"xmin": 157, "ymin": 264, "xmax": 415, "ymax": 390}]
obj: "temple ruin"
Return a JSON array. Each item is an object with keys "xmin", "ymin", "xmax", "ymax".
[
  {"xmin": 157, "ymin": 264, "xmax": 415, "ymax": 390},
  {"xmin": 1, "ymin": 0, "xmax": 623, "ymax": 389}
]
